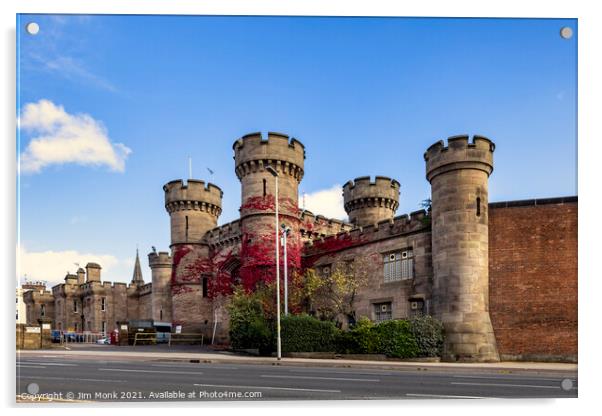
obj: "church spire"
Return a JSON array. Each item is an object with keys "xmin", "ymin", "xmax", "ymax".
[{"xmin": 131, "ymin": 248, "xmax": 144, "ymax": 284}]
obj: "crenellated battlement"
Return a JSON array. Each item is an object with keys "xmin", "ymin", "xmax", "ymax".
[
  {"xmin": 303, "ymin": 209, "xmax": 429, "ymax": 256},
  {"xmin": 343, "ymin": 176, "xmax": 400, "ymax": 210},
  {"xmin": 424, "ymin": 134, "xmax": 495, "ymax": 183},
  {"xmin": 204, "ymin": 219, "xmax": 242, "ymax": 247},
  {"xmin": 163, "ymin": 179, "xmax": 223, "ymax": 217},
  {"xmin": 299, "ymin": 209, "xmax": 353, "ymax": 240},
  {"xmin": 233, "ymin": 132, "xmax": 305, "ymax": 182},
  {"xmin": 342, "ymin": 176, "xmax": 400, "ymax": 226},
  {"xmin": 148, "ymin": 251, "xmax": 172, "ymax": 267}
]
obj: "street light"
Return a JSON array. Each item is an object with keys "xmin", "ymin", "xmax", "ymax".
[
  {"xmin": 281, "ymin": 224, "xmax": 291, "ymax": 316},
  {"xmin": 265, "ymin": 165, "xmax": 282, "ymax": 360}
]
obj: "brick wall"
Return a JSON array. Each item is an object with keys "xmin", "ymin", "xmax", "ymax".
[{"xmin": 488, "ymin": 198, "xmax": 577, "ymax": 362}]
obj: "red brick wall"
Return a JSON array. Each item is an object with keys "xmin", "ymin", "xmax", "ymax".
[{"xmin": 488, "ymin": 199, "xmax": 577, "ymax": 361}]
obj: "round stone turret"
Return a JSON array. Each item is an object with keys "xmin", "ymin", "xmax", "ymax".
[
  {"xmin": 233, "ymin": 132, "xmax": 305, "ymax": 290},
  {"xmin": 149, "ymin": 251, "xmax": 172, "ymax": 323},
  {"xmin": 343, "ymin": 176, "xmax": 400, "ymax": 227},
  {"xmin": 425, "ymin": 134, "xmax": 499, "ymax": 362},
  {"xmin": 233, "ymin": 132, "xmax": 305, "ymax": 218},
  {"xmin": 163, "ymin": 179, "xmax": 223, "ymax": 245}
]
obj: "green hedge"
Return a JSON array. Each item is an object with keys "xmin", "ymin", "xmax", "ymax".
[
  {"xmin": 372, "ymin": 319, "xmax": 419, "ymax": 358},
  {"xmin": 335, "ymin": 316, "xmax": 443, "ymax": 358},
  {"xmin": 281, "ymin": 314, "xmax": 339, "ymax": 353},
  {"xmin": 228, "ymin": 291, "xmax": 444, "ymax": 359},
  {"xmin": 335, "ymin": 317, "xmax": 378, "ymax": 354},
  {"xmin": 410, "ymin": 315, "xmax": 444, "ymax": 357}
]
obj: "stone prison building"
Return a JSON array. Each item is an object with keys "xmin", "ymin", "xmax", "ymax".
[{"xmin": 23, "ymin": 132, "xmax": 577, "ymax": 362}]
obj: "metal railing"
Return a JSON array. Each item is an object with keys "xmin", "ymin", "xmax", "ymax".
[
  {"xmin": 168, "ymin": 333, "xmax": 204, "ymax": 347},
  {"xmin": 60, "ymin": 332, "xmax": 106, "ymax": 344},
  {"xmin": 133, "ymin": 332, "xmax": 157, "ymax": 346}
]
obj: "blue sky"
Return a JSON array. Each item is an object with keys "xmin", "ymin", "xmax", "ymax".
[{"xmin": 16, "ymin": 15, "xmax": 577, "ymax": 285}]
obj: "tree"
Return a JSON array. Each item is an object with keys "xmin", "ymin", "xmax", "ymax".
[{"xmin": 303, "ymin": 256, "xmax": 374, "ymax": 324}]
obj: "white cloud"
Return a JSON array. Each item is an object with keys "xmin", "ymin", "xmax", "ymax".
[
  {"xmin": 16, "ymin": 245, "xmax": 134, "ymax": 287},
  {"xmin": 43, "ymin": 56, "xmax": 118, "ymax": 93},
  {"xmin": 19, "ymin": 99, "xmax": 131, "ymax": 174},
  {"xmin": 300, "ymin": 184, "xmax": 348, "ymax": 220}
]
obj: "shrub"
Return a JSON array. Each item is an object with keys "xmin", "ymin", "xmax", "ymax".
[
  {"xmin": 372, "ymin": 319, "xmax": 419, "ymax": 358},
  {"xmin": 227, "ymin": 288, "xmax": 273, "ymax": 354},
  {"xmin": 281, "ymin": 314, "xmax": 339, "ymax": 352},
  {"xmin": 335, "ymin": 317, "xmax": 424, "ymax": 358},
  {"xmin": 335, "ymin": 317, "xmax": 377, "ymax": 354},
  {"xmin": 410, "ymin": 315, "xmax": 444, "ymax": 357}
]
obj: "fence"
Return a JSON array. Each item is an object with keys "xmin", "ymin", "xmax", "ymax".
[
  {"xmin": 60, "ymin": 332, "xmax": 106, "ymax": 344},
  {"xmin": 120, "ymin": 332, "xmax": 205, "ymax": 347},
  {"xmin": 133, "ymin": 332, "xmax": 157, "ymax": 346},
  {"xmin": 168, "ymin": 333, "xmax": 204, "ymax": 347}
]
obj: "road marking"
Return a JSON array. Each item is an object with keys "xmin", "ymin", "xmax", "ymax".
[
  {"xmin": 452, "ymin": 375, "xmax": 571, "ymax": 382},
  {"xmin": 18, "ymin": 362, "xmax": 77, "ymax": 366},
  {"xmin": 18, "ymin": 375, "xmax": 126, "ymax": 383},
  {"xmin": 288, "ymin": 369, "xmax": 394, "ymax": 376},
  {"xmin": 16, "ymin": 365, "xmax": 46, "ymax": 368},
  {"xmin": 193, "ymin": 383, "xmax": 340, "ymax": 393},
  {"xmin": 406, "ymin": 393, "xmax": 488, "ymax": 399},
  {"xmin": 150, "ymin": 364, "xmax": 239, "ymax": 370},
  {"xmin": 451, "ymin": 382, "xmax": 561, "ymax": 389},
  {"xmin": 98, "ymin": 368, "xmax": 204, "ymax": 375},
  {"xmin": 261, "ymin": 374, "xmax": 380, "ymax": 382}
]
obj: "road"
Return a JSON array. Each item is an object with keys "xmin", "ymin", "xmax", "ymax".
[{"xmin": 16, "ymin": 353, "xmax": 578, "ymax": 401}]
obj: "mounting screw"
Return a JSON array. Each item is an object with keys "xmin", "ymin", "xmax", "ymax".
[
  {"xmin": 560, "ymin": 27, "xmax": 573, "ymax": 39},
  {"xmin": 26, "ymin": 22, "xmax": 39, "ymax": 35}
]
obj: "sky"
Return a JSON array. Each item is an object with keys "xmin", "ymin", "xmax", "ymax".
[{"xmin": 16, "ymin": 15, "xmax": 577, "ymax": 286}]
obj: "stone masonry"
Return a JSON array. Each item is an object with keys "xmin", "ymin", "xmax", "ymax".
[
  {"xmin": 424, "ymin": 135, "xmax": 499, "ymax": 362},
  {"xmin": 22, "ymin": 131, "xmax": 577, "ymax": 362}
]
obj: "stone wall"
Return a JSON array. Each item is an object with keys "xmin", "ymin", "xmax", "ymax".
[
  {"xmin": 303, "ymin": 213, "xmax": 432, "ymax": 323},
  {"xmin": 171, "ymin": 244, "xmax": 214, "ymax": 333},
  {"xmin": 16, "ymin": 322, "xmax": 49, "ymax": 350},
  {"xmin": 488, "ymin": 197, "xmax": 578, "ymax": 362}
]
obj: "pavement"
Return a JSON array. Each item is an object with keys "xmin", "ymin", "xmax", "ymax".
[{"xmin": 15, "ymin": 345, "xmax": 578, "ymax": 402}]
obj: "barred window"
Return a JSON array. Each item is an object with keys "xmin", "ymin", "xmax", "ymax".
[
  {"xmin": 318, "ymin": 264, "xmax": 331, "ymax": 277},
  {"xmin": 383, "ymin": 249, "xmax": 414, "ymax": 282},
  {"xmin": 373, "ymin": 302, "xmax": 392, "ymax": 322},
  {"xmin": 101, "ymin": 297, "xmax": 106, "ymax": 311}
]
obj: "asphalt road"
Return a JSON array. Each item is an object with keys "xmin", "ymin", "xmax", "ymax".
[{"xmin": 16, "ymin": 354, "xmax": 578, "ymax": 402}]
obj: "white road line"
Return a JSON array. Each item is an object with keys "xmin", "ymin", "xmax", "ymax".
[
  {"xmin": 406, "ymin": 393, "xmax": 488, "ymax": 399},
  {"xmin": 18, "ymin": 375, "xmax": 126, "ymax": 383},
  {"xmin": 452, "ymin": 375, "xmax": 570, "ymax": 382},
  {"xmin": 98, "ymin": 368, "xmax": 204, "ymax": 375},
  {"xmin": 16, "ymin": 365, "xmax": 46, "ymax": 368},
  {"xmin": 261, "ymin": 374, "xmax": 380, "ymax": 382},
  {"xmin": 451, "ymin": 382, "xmax": 561, "ymax": 389},
  {"xmin": 288, "ymin": 369, "xmax": 393, "ymax": 376},
  {"xmin": 193, "ymin": 383, "xmax": 340, "ymax": 393},
  {"xmin": 150, "ymin": 364, "xmax": 239, "ymax": 370},
  {"xmin": 18, "ymin": 362, "xmax": 77, "ymax": 366}
]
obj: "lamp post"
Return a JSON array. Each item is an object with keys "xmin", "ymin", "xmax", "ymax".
[
  {"xmin": 281, "ymin": 224, "xmax": 291, "ymax": 316},
  {"xmin": 265, "ymin": 165, "xmax": 281, "ymax": 360}
]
